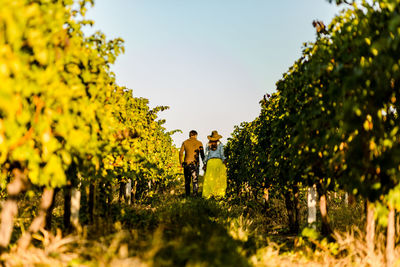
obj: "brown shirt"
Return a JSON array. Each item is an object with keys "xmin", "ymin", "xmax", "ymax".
[{"xmin": 179, "ymin": 137, "xmax": 205, "ymax": 166}]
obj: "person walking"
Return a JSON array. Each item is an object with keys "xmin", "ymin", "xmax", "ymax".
[
  {"xmin": 202, "ymin": 130, "xmax": 227, "ymax": 199},
  {"xmin": 179, "ymin": 130, "xmax": 205, "ymax": 197}
]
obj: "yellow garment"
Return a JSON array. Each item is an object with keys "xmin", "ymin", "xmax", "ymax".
[{"xmin": 202, "ymin": 158, "xmax": 227, "ymax": 198}]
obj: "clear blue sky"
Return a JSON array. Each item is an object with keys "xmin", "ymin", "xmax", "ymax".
[{"xmin": 86, "ymin": 0, "xmax": 342, "ymax": 147}]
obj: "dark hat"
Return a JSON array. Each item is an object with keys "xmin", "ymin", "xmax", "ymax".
[{"xmin": 207, "ymin": 130, "xmax": 222, "ymax": 141}]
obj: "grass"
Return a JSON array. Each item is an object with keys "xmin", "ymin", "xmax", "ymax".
[{"xmin": 1, "ymin": 180, "xmax": 399, "ymax": 266}]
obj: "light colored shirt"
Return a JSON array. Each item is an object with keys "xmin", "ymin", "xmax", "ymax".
[{"xmin": 204, "ymin": 142, "xmax": 226, "ymax": 163}]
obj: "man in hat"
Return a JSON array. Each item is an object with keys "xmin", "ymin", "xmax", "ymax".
[{"xmin": 179, "ymin": 130, "xmax": 205, "ymax": 196}]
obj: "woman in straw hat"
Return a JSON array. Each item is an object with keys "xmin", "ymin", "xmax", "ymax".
[{"xmin": 202, "ymin": 130, "xmax": 227, "ymax": 199}]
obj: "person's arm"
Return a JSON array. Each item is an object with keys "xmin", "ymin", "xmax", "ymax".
[
  {"xmin": 199, "ymin": 142, "xmax": 205, "ymax": 163},
  {"xmin": 179, "ymin": 142, "xmax": 185, "ymax": 166},
  {"xmin": 203, "ymin": 145, "xmax": 209, "ymax": 164},
  {"xmin": 220, "ymin": 143, "xmax": 226, "ymax": 162}
]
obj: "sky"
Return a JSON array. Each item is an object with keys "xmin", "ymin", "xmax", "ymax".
[{"xmin": 85, "ymin": 0, "xmax": 343, "ymax": 147}]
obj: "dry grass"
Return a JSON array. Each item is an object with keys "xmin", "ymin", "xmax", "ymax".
[
  {"xmin": 9, "ymin": 228, "xmax": 397, "ymax": 267},
  {"xmin": 250, "ymin": 228, "xmax": 400, "ymax": 267},
  {"xmin": 1, "ymin": 228, "xmax": 147, "ymax": 267},
  {"xmin": 1, "ymin": 229, "xmax": 77, "ymax": 266},
  {"xmin": 2, "ymin": 190, "xmax": 400, "ymax": 266}
]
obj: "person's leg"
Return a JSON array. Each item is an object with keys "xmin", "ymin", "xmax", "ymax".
[
  {"xmin": 183, "ymin": 165, "xmax": 191, "ymax": 196},
  {"xmin": 191, "ymin": 164, "xmax": 200, "ymax": 196}
]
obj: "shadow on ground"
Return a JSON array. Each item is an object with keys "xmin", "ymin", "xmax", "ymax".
[{"xmin": 111, "ymin": 196, "xmax": 251, "ymax": 267}]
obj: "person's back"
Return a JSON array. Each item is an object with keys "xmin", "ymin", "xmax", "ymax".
[
  {"xmin": 205, "ymin": 141, "xmax": 226, "ymax": 163},
  {"xmin": 179, "ymin": 130, "xmax": 204, "ymax": 196},
  {"xmin": 202, "ymin": 130, "xmax": 227, "ymax": 199},
  {"xmin": 180, "ymin": 137, "xmax": 204, "ymax": 166}
]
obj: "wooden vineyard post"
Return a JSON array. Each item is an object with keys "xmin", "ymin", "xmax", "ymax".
[
  {"xmin": 71, "ymin": 182, "xmax": 81, "ymax": 232},
  {"xmin": 294, "ymin": 185, "xmax": 300, "ymax": 233},
  {"xmin": 366, "ymin": 200, "xmax": 375, "ymax": 254},
  {"xmin": 132, "ymin": 180, "xmax": 138, "ymax": 201},
  {"xmin": 284, "ymin": 186, "xmax": 299, "ymax": 234},
  {"xmin": 45, "ymin": 188, "xmax": 59, "ymax": 230},
  {"xmin": 64, "ymin": 184, "xmax": 72, "ymax": 231},
  {"xmin": 264, "ymin": 188, "xmax": 269, "ymax": 202},
  {"xmin": 119, "ymin": 181, "xmax": 125, "ymax": 203},
  {"xmin": 0, "ymin": 168, "xmax": 28, "ymax": 248},
  {"xmin": 125, "ymin": 179, "xmax": 132, "ymax": 205},
  {"xmin": 307, "ymin": 185, "xmax": 317, "ymax": 228},
  {"xmin": 319, "ymin": 190, "xmax": 332, "ymax": 236},
  {"xmin": 17, "ymin": 188, "xmax": 55, "ymax": 250},
  {"xmin": 88, "ymin": 183, "xmax": 95, "ymax": 224},
  {"xmin": 386, "ymin": 206, "xmax": 395, "ymax": 267}
]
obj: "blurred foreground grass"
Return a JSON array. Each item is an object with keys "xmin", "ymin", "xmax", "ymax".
[{"xmin": 1, "ymin": 180, "xmax": 398, "ymax": 266}]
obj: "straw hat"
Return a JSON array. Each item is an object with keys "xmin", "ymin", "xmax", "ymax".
[{"xmin": 207, "ymin": 130, "xmax": 222, "ymax": 141}]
